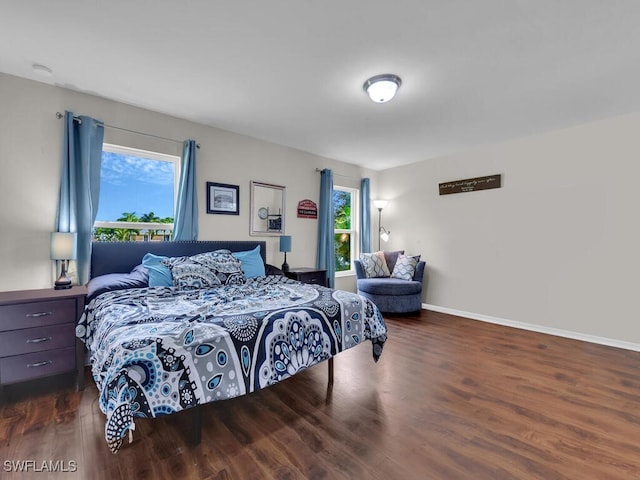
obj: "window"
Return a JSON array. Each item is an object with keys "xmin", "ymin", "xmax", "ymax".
[
  {"xmin": 94, "ymin": 144, "xmax": 180, "ymax": 241},
  {"xmin": 334, "ymin": 186, "xmax": 359, "ymax": 275}
]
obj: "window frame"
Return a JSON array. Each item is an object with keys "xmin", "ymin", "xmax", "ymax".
[
  {"xmin": 334, "ymin": 185, "xmax": 359, "ymax": 277},
  {"xmin": 94, "ymin": 143, "xmax": 180, "ymax": 239}
]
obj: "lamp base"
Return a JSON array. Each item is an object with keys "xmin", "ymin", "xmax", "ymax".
[
  {"xmin": 54, "ymin": 260, "xmax": 72, "ymax": 289},
  {"xmin": 54, "ymin": 278, "xmax": 72, "ymax": 290},
  {"xmin": 281, "ymin": 252, "xmax": 289, "ymax": 273}
]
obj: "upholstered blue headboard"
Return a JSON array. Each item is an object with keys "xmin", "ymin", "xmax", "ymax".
[{"xmin": 90, "ymin": 241, "xmax": 267, "ymax": 278}]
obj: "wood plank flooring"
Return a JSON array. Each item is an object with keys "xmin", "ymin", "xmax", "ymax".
[{"xmin": 1, "ymin": 309, "xmax": 640, "ymax": 479}]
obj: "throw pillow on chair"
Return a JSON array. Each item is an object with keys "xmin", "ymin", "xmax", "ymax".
[{"xmin": 391, "ymin": 254, "xmax": 421, "ymax": 281}]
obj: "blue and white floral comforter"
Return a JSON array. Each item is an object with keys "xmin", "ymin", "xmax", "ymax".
[{"xmin": 76, "ymin": 276, "xmax": 387, "ymax": 453}]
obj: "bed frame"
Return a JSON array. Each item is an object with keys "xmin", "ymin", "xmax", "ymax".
[
  {"xmin": 88, "ymin": 240, "xmax": 333, "ymax": 447},
  {"xmin": 90, "ymin": 240, "xmax": 267, "ymax": 277}
]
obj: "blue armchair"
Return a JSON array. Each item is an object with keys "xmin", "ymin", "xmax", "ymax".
[{"xmin": 354, "ymin": 257, "xmax": 425, "ymax": 314}]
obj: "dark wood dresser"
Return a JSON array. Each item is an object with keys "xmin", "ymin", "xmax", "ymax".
[{"xmin": 0, "ymin": 286, "xmax": 86, "ymax": 399}]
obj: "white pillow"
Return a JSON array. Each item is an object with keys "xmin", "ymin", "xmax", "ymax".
[
  {"xmin": 391, "ymin": 254, "xmax": 421, "ymax": 281},
  {"xmin": 360, "ymin": 251, "xmax": 391, "ymax": 278}
]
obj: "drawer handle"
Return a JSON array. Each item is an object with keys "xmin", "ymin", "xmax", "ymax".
[
  {"xmin": 27, "ymin": 360, "xmax": 53, "ymax": 368},
  {"xmin": 26, "ymin": 336, "xmax": 53, "ymax": 344},
  {"xmin": 25, "ymin": 312, "xmax": 53, "ymax": 318}
]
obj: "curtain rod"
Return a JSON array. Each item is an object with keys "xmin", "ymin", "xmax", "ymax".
[
  {"xmin": 55, "ymin": 112, "xmax": 200, "ymax": 149},
  {"xmin": 315, "ymin": 168, "xmax": 363, "ymax": 181}
]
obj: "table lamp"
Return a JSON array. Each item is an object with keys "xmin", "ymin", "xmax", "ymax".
[
  {"xmin": 50, "ymin": 232, "xmax": 77, "ymax": 289},
  {"xmin": 279, "ymin": 235, "xmax": 291, "ymax": 273}
]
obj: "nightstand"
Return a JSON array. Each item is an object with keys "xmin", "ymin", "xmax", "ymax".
[
  {"xmin": 285, "ymin": 268, "xmax": 328, "ymax": 287},
  {"xmin": 0, "ymin": 286, "xmax": 87, "ymax": 399}
]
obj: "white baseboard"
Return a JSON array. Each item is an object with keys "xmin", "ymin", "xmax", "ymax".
[{"xmin": 422, "ymin": 303, "xmax": 640, "ymax": 353}]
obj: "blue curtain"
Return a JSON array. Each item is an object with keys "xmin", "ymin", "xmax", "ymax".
[
  {"xmin": 56, "ymin": 111, "xmax": 104, "ymax": 285},
  {"xmin": 360, "ymin": 177, "xmax": 371, "ymax": 253},
  {"xmin": 173, "ymin": 139, "xmax": 198, "ymax": 241},
  {"xmin": 317, "ymin": 169, "xmax": 335, "ymax": 288}
]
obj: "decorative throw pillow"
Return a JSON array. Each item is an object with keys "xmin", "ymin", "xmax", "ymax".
[
  {"xmin": 142, "ymin": 253, "xmax": 173, "ymax": 287},
  {"xmin": 383, "ymin": 250, "xmax": 404, "ymax": 273},
  {"xmin": 232, "ymin": 245, "xmax": 266, "ymax": 278},
  {"xmin": 360, "ymin": 251, "xmax": 391, "ymax": 278},
  {"xmin": 167, "ymin": 259, "xmax": 222, "ymax": 290},
  {"xmin": 163, "ymin": 249, "xmax": 246, "ymax": 290},
  {"xmin": 391, "ymin": 254, "xmax": 421, "ymax": 281}
]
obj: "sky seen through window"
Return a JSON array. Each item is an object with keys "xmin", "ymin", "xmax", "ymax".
[{"xmin": 95, "ymin": 151, "xmax": 176, "ymax": 222}]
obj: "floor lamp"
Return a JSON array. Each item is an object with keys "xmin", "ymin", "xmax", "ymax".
[{"xmin": 373, "ymin": 200, "xmax": 390, "ymax": 251}]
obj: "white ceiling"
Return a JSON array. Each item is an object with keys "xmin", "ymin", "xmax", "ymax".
[{"xmin": 1, "ymin": 1, "xmax": 639, "ymax": 170}]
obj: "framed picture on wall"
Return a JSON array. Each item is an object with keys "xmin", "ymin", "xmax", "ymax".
[{"xmin": 206, "ymin": 182, "xmax": 239, "ymax": 215}]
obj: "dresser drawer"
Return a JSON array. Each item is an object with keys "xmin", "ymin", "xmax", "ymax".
[
  {"xmin": 0, "ymin": 299, "xmax": 76, "ymax": 331},
  {"xmin": 0, "ymin": 347, "xmax": 76, "ymax": 384},
  {"xmin": 0, "ymin": 323, "xmax": 75, "ymax": 357}
]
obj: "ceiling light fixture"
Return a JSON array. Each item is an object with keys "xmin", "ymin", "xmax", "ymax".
[{"xmin": 363, "ymin": 74, "xmax": 402, "ymax": 103}]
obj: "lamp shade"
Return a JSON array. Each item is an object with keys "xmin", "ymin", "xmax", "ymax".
[
  {"xmin": 279, "ymin": 235, "xmax": 292, "ymax": 253},
  {"xmin": 373, "ymin": 199, "xmax": 388, "ymax": 210},
  {"xmin": 50, "ymin": 232, "xmax": 77, "ymax": 260}
]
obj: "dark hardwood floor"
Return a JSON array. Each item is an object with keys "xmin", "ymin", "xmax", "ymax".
[{"xmin": 1, "ymin": 309, "xmax": 640, "ymax": 479}]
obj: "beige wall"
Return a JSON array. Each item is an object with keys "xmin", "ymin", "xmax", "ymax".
[
  {"xmin": 379, "ymin": 113, "xmax": 640, "ymax": 345},
  {"xmin": 0, "ymin": 73, "xmax": 375, "ymax": 292},
  {"xmin": 4, "ymin": 72, "xmax": 638, "ymax": 347}
]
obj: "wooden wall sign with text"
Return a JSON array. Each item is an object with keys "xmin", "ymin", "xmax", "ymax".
[
  {"xmin": 439, "ymin": 174, "xmax": 502, "ymax": 195},
  {"xmin": 297, "ymin": 199, "xmax": 318, "ymax": 218}
]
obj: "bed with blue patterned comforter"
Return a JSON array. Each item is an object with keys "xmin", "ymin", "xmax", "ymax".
[{"xmin": 77, "ymin": 275, "xmax": 387, "ymax": 453}]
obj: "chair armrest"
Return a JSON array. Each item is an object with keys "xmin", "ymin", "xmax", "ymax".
[
  {"xmin": 413, "ymin": 261, "xmax": 426, "ymax": 282},
  {"xmin": 354, "ymin": 259, "xmax": 366, "ymax": 279}
]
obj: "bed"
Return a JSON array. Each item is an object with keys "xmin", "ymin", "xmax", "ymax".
[{"xmin": 76, "ymin": 240, "xmax": 388, "ymax": 453}]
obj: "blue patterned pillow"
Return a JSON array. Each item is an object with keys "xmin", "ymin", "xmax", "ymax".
[
  {"xmin": 360, "ymin": 251, "xmax": 391, "ymax": 278},
  {"xmin": 163, "ymin": 249, "xmax": 246, "ymax": 290},
  {"xmin": 391, "ymin": 254, "xmax": 421, "ymax": 281}
]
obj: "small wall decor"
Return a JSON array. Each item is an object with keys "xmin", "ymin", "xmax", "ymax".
[
  {"xmin": 439, "ymin": 174, "xmax": 502, "ymax": 195},
  {"xmin": 297, "ymin": 199, "xmax": 318, "ymax": 219},
  {"xmin": 250, "ymin": 181, "xmax": 286, "ymax": 236},
  {"xmin": 206, "ymin": 182, "xmax": 239, "ymax": 215}
]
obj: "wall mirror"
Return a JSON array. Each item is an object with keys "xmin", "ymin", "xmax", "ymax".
[{"xmin": 250, "ymin": 181, "xmax": 286, "ymax": 236}]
